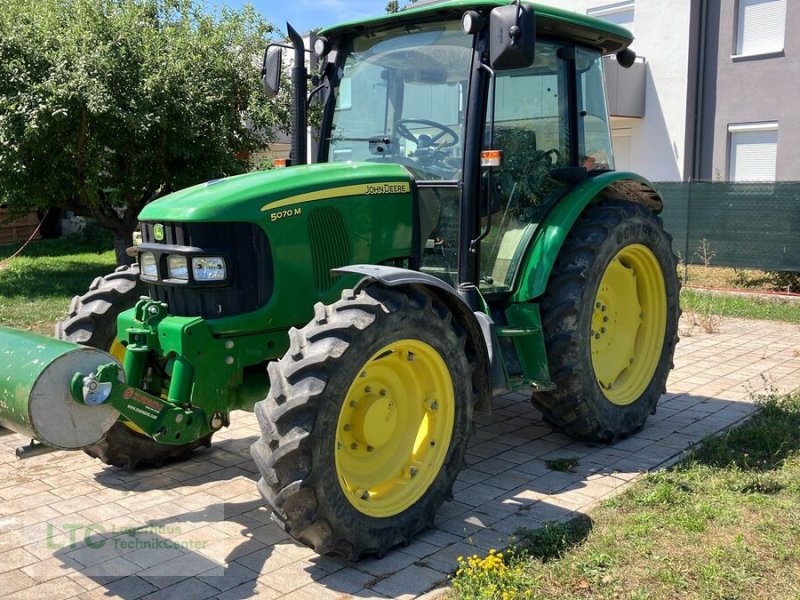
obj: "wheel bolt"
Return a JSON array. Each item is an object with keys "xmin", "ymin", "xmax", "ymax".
[
  {"xmin": 365, "ymin": 386, "xmax": 372, "ymax": 393},
  {"xmin": 595, "ymin": 302, "xmax": 601, "ymax": 309},
  {"xmin": 351, "ymin": 442, "xmax": 359, "ymax": 450},
  {"xmin": 337, "ymin": 441, "xmax": 342, "ymax": 449},
  {"xmin": 379, "ymin": 389, "xmax": 387, "ymax": 397},
  {"xmin": 407, "ymin": 352, "xmax": 415, "ymax": 362},
  {"xmin": 349, "ymin": 400, "xmax": 358, "ymax": 408},
  {"xmin": 343, "ymin": 424, "xmax": 351, "ymax": 432},
  {"xmin": 361, "ymin": 491, "xmax": 369, "ymax": 500},
  {"xmin": 595, "ymin": 334, "xmax": 601, "ymax": 339},
  {"xmin": 430, "ymin": 400, "xmax": 439, "ymax": 411},
  {"xmin": 409, "ymin": 467, "xmax": 418, "ymax": 478},
  {"xmin": 601, "ymin": 327, "xmax": 606, "ymax": 334},
  {"xmin": 603, "ymin": 316, "xmax": 608, "ymax": 322},
  {"xmin": 367, "ymin": 446, "xmax": 374, "ymax": 452},
  {"xmin": 360, "ymin": 371, "xmax": 367, "ymax": 378}
]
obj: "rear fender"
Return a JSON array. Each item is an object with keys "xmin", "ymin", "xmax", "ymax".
[
  {"xmin": 512, "ymin": 172, "xmax": 663, "ymax": 303},
  {"xmin": 333, "ymin": 265, "xmax": 493, "ymax": 412}
]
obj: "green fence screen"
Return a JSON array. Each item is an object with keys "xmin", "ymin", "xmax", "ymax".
[{"xmin": 656, "ymin": 182, "xmax": 800, "ymax": 273}]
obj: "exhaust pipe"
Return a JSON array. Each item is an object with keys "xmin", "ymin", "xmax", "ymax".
[{"xmin": 287, "ymin": 23, "xmax": 308, "ymax": 166}]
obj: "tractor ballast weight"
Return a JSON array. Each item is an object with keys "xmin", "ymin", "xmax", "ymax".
[{"xmin": 0, "ymin": 1, "xmax": 680, "ymax": 559}]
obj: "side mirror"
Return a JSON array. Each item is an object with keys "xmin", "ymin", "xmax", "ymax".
[
  {"xmin": 261, "ymin": 45, "xmax": 283, "ymax": 97},
  {"xmin": 489, "ymin": 1, "xmax": 535, "ymax": 70}
]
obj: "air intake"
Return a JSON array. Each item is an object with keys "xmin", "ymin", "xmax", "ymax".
[{"xmin": 307, "ymin": 207, "xmax": 351, "ymax": 290}]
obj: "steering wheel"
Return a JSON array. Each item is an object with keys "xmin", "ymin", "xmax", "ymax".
[
  {"xmin": 394, "ymin": 118, "xmax": 459, "ymax": 150},
  {"xmin": 540, "ymin": 148, "xmax": 562, "ymax": 165}
]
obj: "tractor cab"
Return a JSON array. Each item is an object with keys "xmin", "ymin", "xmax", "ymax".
[{"xmin": 265, "ymin": 0, "xmax": 627, "ymax": 296}]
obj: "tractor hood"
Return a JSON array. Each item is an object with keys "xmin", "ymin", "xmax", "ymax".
[{"xmin": 138, "ymin": 162, "xmax": 414, "ymax": 223}]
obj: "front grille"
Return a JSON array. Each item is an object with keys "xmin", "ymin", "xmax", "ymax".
[{"xmin": 140, "ymin": 221, "xmax": 273, "ymax": 318}]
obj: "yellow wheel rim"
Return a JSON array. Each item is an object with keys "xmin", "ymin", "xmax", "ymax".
[
  {"xmin": 335, "ymin": 339, "xmax": 454, "ymax": 518},
  {"xmin": 109, "ymin": 337, "xmax": 126, "ymax": 363},
  {"xmin": 591, "ymin": 244, "xmax": 667, "ymax": 406}
]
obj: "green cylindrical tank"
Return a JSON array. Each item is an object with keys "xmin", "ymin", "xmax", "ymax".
[{"xmin": 0, "ymin": 327, "xmax": 119, "ymax": 449}]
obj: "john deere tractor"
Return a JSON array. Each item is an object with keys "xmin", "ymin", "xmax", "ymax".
[{"xmin": 0, "ymin": 1, "xmax": 679, "ymax": 559}]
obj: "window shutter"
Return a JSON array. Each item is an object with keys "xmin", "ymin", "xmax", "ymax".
[
  {"xmin": 729, "ymin": 126, "xmax": 778, "ymax": 181},
  {"xmin": 737, "ymin": 0, "xmax": 786, "ymax": 56}
]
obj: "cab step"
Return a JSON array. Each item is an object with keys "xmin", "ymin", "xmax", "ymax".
[{"xmin": 495, "ymin": 326, "xmax": 540, "ymax": 338}]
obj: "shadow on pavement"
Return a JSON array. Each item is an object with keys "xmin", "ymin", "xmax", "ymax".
[{"xmin": 34, "ymin": 389, "xmax": 759, "ymax": 598}]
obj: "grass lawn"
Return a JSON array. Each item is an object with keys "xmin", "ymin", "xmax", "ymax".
[
  {"xmin": 0, "ymin": 235, "xmax": 116, "ymax": 335},
  {"xmin": 681, "ymin": 288, "xmax": 800, "ymax": 325},
  {"xmin": 680, "ymin": 264, "xmax": 800, "ymax": 294},
  {"xmin": 451, "ymin": 391, "xmax": 800, "ymax": 599}
]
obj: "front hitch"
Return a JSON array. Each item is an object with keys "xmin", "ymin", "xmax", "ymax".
[{"xmin": 69, "ymin": 361, "xmax": 208, "ymax": 445}]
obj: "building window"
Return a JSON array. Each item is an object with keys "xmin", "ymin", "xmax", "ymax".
[
  {"xmin": 587, "ymin": 1, "xmax": 635, "ymax": 35},
  {"xmin": 728, "ymin": 122, "xmax": 778, "ymax": 181},
  {"xmin": 735, "ymin": 0, "xmax": 786, "ymax": 57}
]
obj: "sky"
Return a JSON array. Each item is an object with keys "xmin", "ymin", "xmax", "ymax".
[{"xmin": 217, "ymin": 0, "xmax": 391, "ymax": 36}]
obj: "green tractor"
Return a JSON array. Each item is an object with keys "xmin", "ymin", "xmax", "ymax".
[{"xmin": 0, "ymin": 0, "xmax": 679, "ymax": 560}]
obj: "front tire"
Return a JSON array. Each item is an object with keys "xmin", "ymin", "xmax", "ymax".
[
  {"xmin": 56, "ymin": 264, "xmax": 213, "ymax": 469},
  {"xmin": 251, "ymin": 285, "xmax": 477, "ymax": 560},
  {"xmin": 532, "ymin": 200, "xmax": 680, "ymax": 441}
]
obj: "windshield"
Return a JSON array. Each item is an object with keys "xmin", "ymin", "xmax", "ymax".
[{"xmin": 327, "ymin": 21, "xmax": 473, "ymax": 180}]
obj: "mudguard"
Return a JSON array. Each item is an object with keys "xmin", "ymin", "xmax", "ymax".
[{"xmin": 512, "ymin": 171, "xmax": 664, "ymax": 303}]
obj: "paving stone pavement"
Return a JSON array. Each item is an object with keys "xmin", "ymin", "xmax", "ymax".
[{"xmin": 1, "ymin": 316, "xmax": 798, "ymax": 599}]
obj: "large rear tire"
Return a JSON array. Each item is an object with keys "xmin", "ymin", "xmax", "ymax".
[
  {"xmin": 56, "ymin": 264, "xmax": 213, "ymax": 469},
  {"xmin": 251, "ymin": 285, "xmax": 477, "ymax": 560},
  {"xmin": 532, "ymin": 200, "xmax": 680, "ymax": 441}
]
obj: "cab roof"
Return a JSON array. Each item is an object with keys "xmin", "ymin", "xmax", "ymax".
[{"xmin": 319, "ymin": 1, "xmax": 633, "ymax": 55}]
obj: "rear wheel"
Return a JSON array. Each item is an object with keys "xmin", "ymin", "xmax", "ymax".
[
  {"xmin": 533, "ymin": 200, "xmax": 680, "ymax": 441},
  {"xmin": 252, "ymin": 285, "xmax": 477, "ymax": 559},
  {"xmin": 56, "ymin": 264, "xmax": 213, "ymax": 469}
]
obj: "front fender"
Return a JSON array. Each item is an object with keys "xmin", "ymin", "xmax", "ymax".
[
  {"xmin": 333, "ymin": 265, "xmax": 493, "ymax": 412},
  {"xmin": 512, "ymin": 172, "xmax": 663, "ymax": 303}
]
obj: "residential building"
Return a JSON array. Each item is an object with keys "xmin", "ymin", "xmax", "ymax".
[{"xmin": 691, "ymin": 0, "xmax": 797, "ymax": 181}]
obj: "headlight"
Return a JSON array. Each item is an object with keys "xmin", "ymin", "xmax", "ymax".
[
  {"xmin": 140, "ymin": 252, "xmax": 158, "ymax": 280},
  {"xmin": 192, "ymin": 256, "xmax": 227, "ymax": 281},
  {"xmin": 167, "ymin": 255, "xmax": 189, "ymax": 280}
]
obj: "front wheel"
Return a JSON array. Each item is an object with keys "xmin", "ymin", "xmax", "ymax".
[
  {"xmin": 251, "ymin": 286, "xmax": 477, "ymax": 560},
  {"xmin": 532, "ymin": 200, "xmax": 680, "ymax": 441}
]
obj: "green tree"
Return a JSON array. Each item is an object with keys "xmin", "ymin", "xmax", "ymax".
[{"xmin": 0, "ymin": 0, "xmax": 287, "ymax": 264}]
